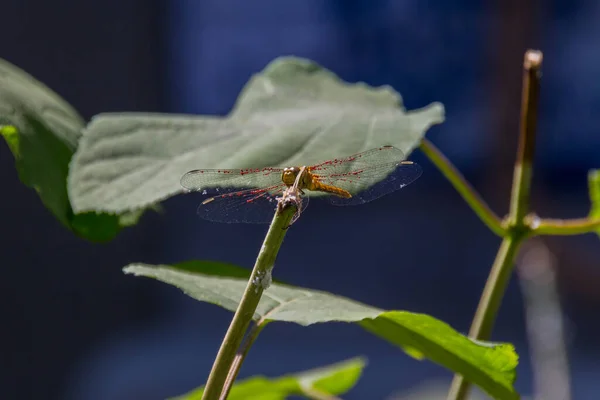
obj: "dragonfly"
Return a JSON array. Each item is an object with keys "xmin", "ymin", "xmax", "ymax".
[{"xmin": 180, "ymin": 145, "xmax": 422, "ymax": 224}]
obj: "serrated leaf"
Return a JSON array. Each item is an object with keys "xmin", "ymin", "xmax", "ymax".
[
  {"xmin": 124, "ymin": 262, "xmax": 519, "ymax": 400},
  {"xmin": 0, "ymin": 58, "xmax": 124, "ymax": 242},
  {"xmin": 588, "ymin": 169, "xmax": 600, "ymax": 237},
  {"xmin": 169, "ymin": 357, "xmax": 366, "ymax": 400},
  {"xmin": 69, "ymin": 56, "xmax": 444, "ymax": 214}
]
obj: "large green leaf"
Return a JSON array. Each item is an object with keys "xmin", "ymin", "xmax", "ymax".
[
  {"xmin": 588, "ymin": 169, "xmax": 600, "ymax": 238},
  {"xmin": 169, "ymin": 357, "xmax": 366, "ymax": 400},
  {"xmin": 0, "ymin": 58, "xmax": 123, "ymax": 242},
  {"xmin": 124, "ymin": 262, "xmax": 519, "ymax": 400},
  {"xmin": 70, "ymin": 57, "xmax": 444, "ymax": 214}
]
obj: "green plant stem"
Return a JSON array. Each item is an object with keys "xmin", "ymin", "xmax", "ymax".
[
  {"xmin": 420, "ymin": 139, "xmax": 506, "ymax": 237},
  {"xmin": 469, "ymin": 238, "xmax": 525, "ymax": 338},
  {"xmin": 202, "ymin": 203, "xmax": 297, "ymax": 400},
  {"xmin": 446, "ymin": 237, "xmax": 523, "ymax": 400},
  {"xmin": 447, "ymin": 49, "xmax": 543, "ymax": 400},
  {"xmin": 529, "ymin": 216, "xmax": 600, "ymax": 236},
  {"xmin": 219, "ymin": 322, "xmax": 267, "ymax": 400}
]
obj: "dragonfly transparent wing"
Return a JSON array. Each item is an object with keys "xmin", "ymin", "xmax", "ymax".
[
  {"xmin": 196, "ymin": 184, "xmax": 285, "ymax": 223},
  {"xmin": 308, "ymin": 146, "xmax": 422, "ymax": 205},
  {"xmin": 181, "ymin": 167, "xmax": 303, "ymax": 223},
  {"xmin": 195, "ymin": 185, "xmax": 310, "ymax": 223},
  {"xmin": 323, "ymin": 162, "xmax": 422, "ymax": 205},
  {"xmin": 181, "ymin": 167, "xmax": 284, "ymax": 193}
]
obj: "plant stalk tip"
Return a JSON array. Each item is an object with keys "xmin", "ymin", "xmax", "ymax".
[{"xmin": 524, "ymin": 50, "xmax": 543, "ymax": 69}]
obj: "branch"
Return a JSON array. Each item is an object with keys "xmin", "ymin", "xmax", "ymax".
[
  {"xmin": 201, "ymin": 199, "xmax": 297, "ymax": 400},
  {"xmin": 419, "ymin": 139, "xmax": 506, "ymax": 237},
  {"xmin": 447, "ymin": 49, "xmax": 543, "ymax": 400},
  {"xmin": 529, "ymin": 216, "xmax": 600, "ymax": 236},
  {"xmin": 508, "ymin": 50, "xmax": 542, "ymax": 224},
  {"xmin": 219, "ymin": 322, "xmax": 267, "ymax": 400},
  {"xmin": 446, "ymin": 237, "xmax": 523, "ymax": 400}
]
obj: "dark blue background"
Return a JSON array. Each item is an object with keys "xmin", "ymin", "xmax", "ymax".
[{"xmin": 1, "ymin": 1, "xmax": 599, "ymax": 399}]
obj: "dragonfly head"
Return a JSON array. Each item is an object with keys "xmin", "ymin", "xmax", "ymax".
[{"xmin": 281, "ymin": 167, "xmax": 301, "ymax": 186}]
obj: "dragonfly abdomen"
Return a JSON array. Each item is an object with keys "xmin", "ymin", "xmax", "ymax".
[{"xmin": 310, "ymin": 180, "xmax": 352, "ymax": 198}]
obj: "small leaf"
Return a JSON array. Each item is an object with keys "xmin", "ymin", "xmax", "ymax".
[
  {"xmin": 0, "ymin": 58, "xmax": 123, "ymax": 242},
  {"xmin": 69, "ymin": 56, "xmax": 444, "ymax": 214},
  {"xmin": 588, "ymin": 169, "xmax": 600, "ymax": 237},
  {"xmin": 169, "ymin": 357, "xmax": 366, "ymax": 400},
  {"xmin": 124, "ymin": 262, "xmax": 519, "ymax": 400}
]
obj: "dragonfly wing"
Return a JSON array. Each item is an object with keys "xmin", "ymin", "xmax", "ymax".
[
  {"xmin": 197, "ymin": 184, "xmax": 287, "ymax": 223},
  {"xmin": 309, "ymin": 146, "xmax": 407, "ymax": 175},
  {"xmin": 324, "ymin": 162, "xmax": 422, "ymax": 205},
  {"xmin": 181, "ymin": 167, "xmax": 287, "ymax": 223},
  {"xmin": 308, "ymin": 146, "xmax": 422, "ymax": 205},
  {"xmin": 181, "ymin": 167, "xmax": 284, "ymax": 193}
]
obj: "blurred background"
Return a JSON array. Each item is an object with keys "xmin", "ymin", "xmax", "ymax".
[{"xmin": 1, "ymin": 0, "xmax": 599, "ymax": 399}]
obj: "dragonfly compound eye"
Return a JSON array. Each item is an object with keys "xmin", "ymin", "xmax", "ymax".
[{"xmin": 281, "ymin": 167, "xmax": 300, "ymax": 186}]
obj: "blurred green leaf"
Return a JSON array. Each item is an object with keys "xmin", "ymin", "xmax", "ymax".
[
  {"xmin": 124, "ymin": 262, "xmax": 519, "ymax": 400},
  {"xmin": 169, "ymin": 357, "xmax": 366, "ymax": 400},
  {"xmin": 0, "ymin": 58, "xmax": 126, "ymax": 242},
  {"xmin": 588, "ymin": 169, "xmax": 600, "ymax": 237},
  {"xmin": 70, "ymin": 56, "xmax": 444, "ymax": 214}
]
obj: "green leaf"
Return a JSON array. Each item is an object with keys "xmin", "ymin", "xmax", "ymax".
[
  {"xmin": 69, "ymin": 56, "xmax": 444, "ymax": 214},
  {"xmin": 588, "ymin": 169, "xmax": 600, "ymax": 237},
  {"xmin": 0, "ymin": 58, "xmax": 124, "ymax": 242},
  {"xmin": 169, "ymin": 357, "xmax": 366, "ymax": 400},
  {"xmin": 124, "ymin": 262, "xmax": 519, "ymax": 400},
  {"xmin": 361, "ymin": 314, "xmax": 518, "ymax": 399}
]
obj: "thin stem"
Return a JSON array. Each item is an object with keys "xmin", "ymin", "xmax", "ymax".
[
  {"xmin": 530, "ymin": 216, "xmax": 600, "ymax": 236},
  {"xmin": 508, "ymin": 51, "xmax": 542, "ymax": 224},
  {"xmin": 447, "ymin": 237, "xmax": 524, "ymax": 399},
  {"xmin": 201, "ymin": 202, "xmax": 297, "ymax": 400},
  {"xmin": 474, "ymin": 238, "xmax": 525, "ymax": 338},
  {"xmin": 447, "ymin": 49, "xmax": 543, "ymax": 400},
  {"xmin": 219, "ymin": 322, "xmax": 267, "ymax": 400},
  {"xmin": 420, "ymin": 139, "xmax": 506, "ymax": 237}
]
